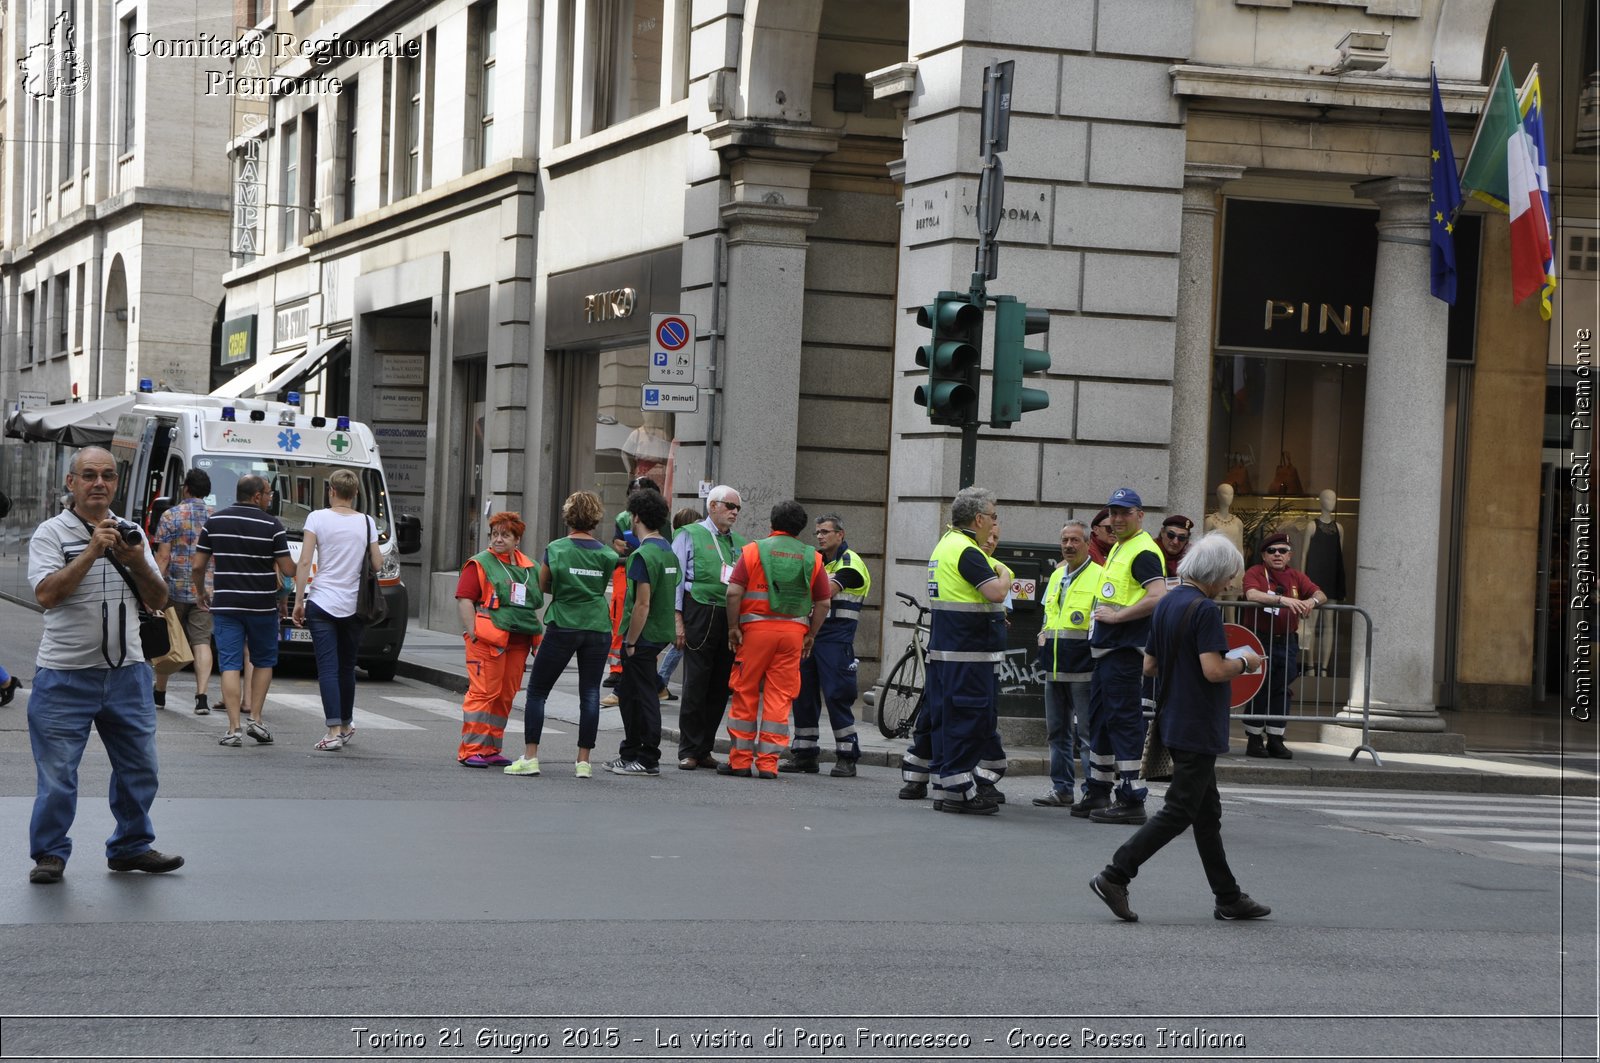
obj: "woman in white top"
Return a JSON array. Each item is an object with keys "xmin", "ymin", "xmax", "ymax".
[{"xmin": 291, "ymin": 469, "xmax": 383, "ymax": 751}]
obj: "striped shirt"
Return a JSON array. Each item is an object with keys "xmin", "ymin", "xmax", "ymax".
[{"xmin": 196, "ymin": 503, "xmax": 290, "ymax": 613}]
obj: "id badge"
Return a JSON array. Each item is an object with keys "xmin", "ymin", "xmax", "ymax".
[
  {"xmin": 510, "ymin": 582, "xmax": 528, "ymax": 606},
  {"xmin": 720, "ymin": 563, "xmax": 734, "ymax": 584}
]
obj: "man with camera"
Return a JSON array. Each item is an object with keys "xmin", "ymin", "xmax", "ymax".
[{"xmin": 26, "ymin": 446, "xmax": 182, "ymax": 885}]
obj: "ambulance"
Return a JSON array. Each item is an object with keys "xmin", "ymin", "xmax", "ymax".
[{"xmin": 12, "ymin": 388, "xmax": 420, "ymax": 679}]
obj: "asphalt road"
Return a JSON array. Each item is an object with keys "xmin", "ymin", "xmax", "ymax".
[{"xmin": 0, "ymin": 603, "xmax": 1595, "ymax": 1063}]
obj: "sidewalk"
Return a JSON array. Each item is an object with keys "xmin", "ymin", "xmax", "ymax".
[{"xmin": 395, "ymin": 623, "xmax": 1598, "ymax": 797}]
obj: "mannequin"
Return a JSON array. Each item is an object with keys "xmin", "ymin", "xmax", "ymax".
[
  {"xmin": 1205, "ymin": 483, "xmax": 1245, "ymax": 594},
  {"xmin": 1297, "ymin": 489, "xmax": 1347, "ymax": 675}
]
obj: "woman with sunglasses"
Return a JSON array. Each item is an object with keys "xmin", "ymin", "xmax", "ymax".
[
  {"xmin": 1240, "ymin": 531, "xmax": 1325, "ymax": 760},
  {"xmin": 1157, "ymin": 515, "xmax": 1194, "ymax": 572}
]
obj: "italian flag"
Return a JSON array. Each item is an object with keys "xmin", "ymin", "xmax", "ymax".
[{"xmin": 1459, "ymin": 50, "xmax": 1551, "ymax": 306}]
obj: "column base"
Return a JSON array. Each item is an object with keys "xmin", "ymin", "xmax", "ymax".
[{"xmin": 1320, "ymin": 718, "xmax": 1467, "ymax": 754}]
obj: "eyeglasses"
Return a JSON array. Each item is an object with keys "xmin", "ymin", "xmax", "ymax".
[
  {"xmin": 1164, "ymin": 531, "xmax": 1190, "ymax": 543},
  {"xmin": 1264, "ymin": 546, "xmax": 1291, "ymax": 555}
]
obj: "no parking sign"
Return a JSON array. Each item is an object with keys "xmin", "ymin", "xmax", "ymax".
[
  {"xmin": 1224, "ymin": 623, "xmax": 1266, "ymax": 709},
  {"xmin": 649, "ymin": 314, "xmax": 696, "ymax": 384}
]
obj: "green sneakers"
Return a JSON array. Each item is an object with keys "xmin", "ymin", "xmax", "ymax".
[
  {"xmin": 503, "ymin": 756, "xmax": 541, "ymax": 776},
  {"xmin": 575, "ymin": 762, "xmax": 593, "ymax": 779}
]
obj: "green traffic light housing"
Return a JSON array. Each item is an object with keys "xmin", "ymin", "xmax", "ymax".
[
  {"xmin": 913, "ymin": 292, "xmax": 982, "ymax": 426},
  {"xmin": 989, "ymin": 295, "xmax": 1050, "ymax": 428}
]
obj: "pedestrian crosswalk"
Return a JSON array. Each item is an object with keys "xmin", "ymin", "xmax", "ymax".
[{"xmin": 1221, "ymin": 785, "xmax": 1599, "ymax": 871}]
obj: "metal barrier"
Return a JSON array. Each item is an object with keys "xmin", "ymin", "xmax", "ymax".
[{"xmin": 1203, "ymin": 599, "xmax": 1380, "ymax": 765}]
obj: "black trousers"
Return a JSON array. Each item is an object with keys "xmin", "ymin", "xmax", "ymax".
[
  {"xmin": 1103, "ymin": 747, "xmax": 1241, "ymax": 904},
  {"xmin": 617, "ymin": 641, "xmax": 665, "ymax": 769},
  {"xmin": 677, "ymin": 597, "xmax": 735, "ymax": 760}
]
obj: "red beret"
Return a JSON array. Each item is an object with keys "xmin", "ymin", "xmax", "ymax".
[
  {"xmin": 1261, "ymin": 531, "xmax": 1291, "ymax": 550},
  {"xmin": 1092, "ymin": 508, "xmax": 1111, "ymax": 526},
  {"xmin": 1162, "ymin": 514, "xmax": 1193, "ymax": 532}
]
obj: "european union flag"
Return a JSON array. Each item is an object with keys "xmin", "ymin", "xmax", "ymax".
[{"xmin": 1429, "ymin": 65, "xmax": 1463, "ymax": 304}]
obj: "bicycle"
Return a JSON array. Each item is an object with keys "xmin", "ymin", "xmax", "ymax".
[{"xmin": 874, "ymin": 591, "xmax": 930, "ymax": 739}]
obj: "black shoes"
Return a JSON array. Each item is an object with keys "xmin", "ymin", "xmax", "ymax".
[
  {"xmin": 757, "ymin": 770, "xmax": 777, "ymax": 780},
  {"xmin": 1069, "ymin": 792, "xmax": 1112, "ymax": 818},
  {"xmin": 829, "ymin": 760, "xmax": 857, "ymax": 778},
  {"xmin": 1032, "ymin": 790, "xmax": 1073, "ymax": 807},
  {"xmin": 1266, "ymin": 735, "xmax": 1294, "ymax": 760},
  {"xmin": 0, "ymin": 676, "xmax": 22, "ymax": 706},
  {"xmin": 107, "ymin": 849, "xmax": 185, "ymax": 874},
  {"xmin": 1246, "ymin": 733, "xmax": 1267, "ymax": 758},
  {"xmin": 1090, "ymin": 873, "xmax": 1138, "ymax": 922},
  {"xmin": 715, "ymin": 764, "xmax": 751, "ymax": 777},
  {"xmin": 1214, "ymin": 894, "xmax": 1272, "ymax": 920},
  {"xmin": 1089, "ymin": 800, "xmax": 1148, "ymax": 826},
  {"xmin": 777, "ymin": 758, "xmax": 819, "ymax": 774},
  {"xmin": 936, "ymin": 794, "xmax": 999, "ymax": 816},
  {"xmin": 897, "ymin": 781, "xmax": 928, "ymax": 800},
  {"xmin": 29, "ymin": 856, "xmax": 64, "ymax": 884},
  {"xmin": 977, "ymin": 783, "xmax": 1006, "ymax": 805}
]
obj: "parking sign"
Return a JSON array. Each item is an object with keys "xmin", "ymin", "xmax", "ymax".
[{"xmin": 649, "ymin": 314, "xmax": 696, "ymax": 383}]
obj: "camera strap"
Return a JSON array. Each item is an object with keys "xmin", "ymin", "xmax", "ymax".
[{"xmin": 74, "ymin": 514, "xmax": 149, "ymax": 669}]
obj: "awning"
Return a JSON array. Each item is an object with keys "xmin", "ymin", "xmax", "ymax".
[
  {"xmin": 4, "ymin": 394, "xmax": 139, "ymax": 444},
  {"xmin": 210, "ymin": 345, "xmax": 308, "ymax": 399},
  {"xmin": 261, "ymin": 336, "xmax": 348, "ymax": 395}
]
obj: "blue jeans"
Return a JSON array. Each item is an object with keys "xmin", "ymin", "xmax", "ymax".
[
  {"xmin": 306, "ymin": 600, "xmax": 364, "ymax": 727},
  {"xmin": 524, "ymin": 624, "xmax": 609, "ymax": 749},
  {"xmin": 1044, "ymin": 678, "xmax": 1091, "ymax": 796},
  {"xmin": 656, "ymin": 643, "xmax": 683, "ymax": 690},
  {"xmin": 28, "ymin": 663, "xmax": 161, "ymax": 864}
]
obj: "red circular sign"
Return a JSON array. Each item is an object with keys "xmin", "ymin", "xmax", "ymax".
[
  {"xmin": 1224, "ymin": 623, "xmax": 1266, "ymax": 709},
  {"xmin": 655, "ymin": 317, "xmax": 690, "ymax": 351}
]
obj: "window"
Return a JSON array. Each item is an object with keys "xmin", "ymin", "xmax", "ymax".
[
  {"xmin": 59, "ymin": 0, "xmax": 77, "ymax": 180},
  {"xmin": 1567, "ymin": 232, "xmax": 1600, "ymax": 276},
  {"xmin": 467, "ymin": 2, "xmax": 497, "ymax": 169},
  {"xmin": 74, "ymin": 264, "xmax": 85, "ymax": 351},
  {"xmin": 596, "ymin": 0, "xmax": 664, "ymax": 131},
  {"xmin": 55, "ymin": 274, "xmax": 69, "ymax": 356},
  {"xmin": 21, "ymin": 291, "xmax": 36, "ymax": 366},
  {"xmin": 27, "ymin": 99, "xmax": 40, "ymax": 213},
  {"xmin": 119, "ymin": 14, "xmax": 137, "ymax": 154},
  {"xmin": 395, "ymin": 51, "xmax": 424, "ymax": 197},
  {"xmin": 301, "ymin": 106, "xmax": 318, "ymax": 234},
  {"xmin": 340, "ymin": 80, "xmax": 359, "ymax": 221},
  {"xmin": 279, "ymin": 119, "xmax": 299, "ymax": 248}
]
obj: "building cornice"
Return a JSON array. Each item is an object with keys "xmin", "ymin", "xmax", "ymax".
[
  {"xmin": 2, "ymin": 188, "xmax": 230, "ymax": 269},
  {"xmin": 1170, "ymin": 63, "xmax": 1488, "ymax": 114}
]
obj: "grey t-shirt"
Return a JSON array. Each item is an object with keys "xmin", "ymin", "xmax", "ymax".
[{"xmin": 29, "ymin": 508, "xmax": 161, "ymax": 670}]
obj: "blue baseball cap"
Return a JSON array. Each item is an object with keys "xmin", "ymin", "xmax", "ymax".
[{"xmin": 1106, "ymin": 487, "xmax": 1143, "ymax": 509}]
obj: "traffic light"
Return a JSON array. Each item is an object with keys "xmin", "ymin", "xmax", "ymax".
[
  {"xmin": 913, "ymin": 292, "xmax": 982, "ymax": 426},
  {"xmin": 989, "ymin": 295, "xmax": 1050, "ymax": 427}
]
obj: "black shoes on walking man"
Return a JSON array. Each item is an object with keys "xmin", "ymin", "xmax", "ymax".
[{"xmin": 1090, "ymin": 871, "xmax": 1271, "ymax": 924}]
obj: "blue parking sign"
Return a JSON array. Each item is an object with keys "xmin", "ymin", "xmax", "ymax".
[{"xmin": 645, "ymin": 389, "xmax": 660, "ymax": 405}]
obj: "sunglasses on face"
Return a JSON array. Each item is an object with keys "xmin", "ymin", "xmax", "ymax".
[
  {"xmin": 717, "ymin": 501, "xmax": 741, "ymax": 512},
  {"xmin": 1164, "ymin": 531, "xmax": 1189, "ymax": 543},
  {"xmin": 1264, "ymin": 546, "xmax": 1291, "ymax": 555}
]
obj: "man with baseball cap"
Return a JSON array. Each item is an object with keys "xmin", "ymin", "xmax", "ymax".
[{"xmin": 1079, "ymin": 487, "xmax": 1167, "ymax": 826}]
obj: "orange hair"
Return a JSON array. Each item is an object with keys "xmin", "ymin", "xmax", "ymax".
[{"xmin": 488, "ymin": 511, "xmax": 526, "ymax": 540}]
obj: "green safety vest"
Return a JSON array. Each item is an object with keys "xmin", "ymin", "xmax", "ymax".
[
  {"xmin": 1040, "ymin": 558, "xmax": 1100, "ymax": 677},
  {"xmin": 824, "ymin": 548, "xmax": 871, "ymax": 623},
  {"xmin": 1096, "ymin": 530, "xmax": 1165, "ymax": 610},
  {"xmin": 741, "ymin": 534, "xmax": 817, "ymax": 621},
  {"xmin": 542, "ymin": 537, "xmax": 618, "ymax": 632},
  {"xmin": 623, "ymin": 539, "xmax": 681, "ymax": 644},
  {"xmin": 683, "ymin": 522, "xmax": 748, "ymax": 607},
  {"xmin": 925, "ymin": 527, "xmax": 1006, "ymax": 661},
  {"xmin": 471, "ymin": 550, "xmax": 544, "ymax": 635}
]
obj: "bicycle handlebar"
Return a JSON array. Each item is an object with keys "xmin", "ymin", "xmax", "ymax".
[{"xmin": 895, "ymin": 591, "xmax": 918, "ymax": 607}]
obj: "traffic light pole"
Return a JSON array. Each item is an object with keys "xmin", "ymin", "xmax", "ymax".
[{"xmin": 958, "ymin": 271, "xmax": 988, "ymax": 490}]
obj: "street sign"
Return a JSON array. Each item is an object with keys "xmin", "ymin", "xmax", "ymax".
[
  {"xmin": 641, "ymin": 383, "xmax": 699, "ymax": 413},
  {"xmin": 648, "ymin": 313, "xmax": 696, "ymax": 383},
  {"xmin": 980, "ymin": 59, "xmax": 1014, "ymax": 156},
  {"xmin": 1224, "ymin": 623, "xmax": 1267, "ymax": 709}
]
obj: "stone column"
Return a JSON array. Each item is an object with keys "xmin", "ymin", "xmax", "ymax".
[
  {"xmin": 1340, "ymin": 176, "xmax": 1452, "ymax": 740},
  {"xmin": 1171, "ymin": 163, "xmax": 1244, "ymax": 526},
  {"xmin": 703, "ymin": 120, "xmax": 837, "ymax": 520}
]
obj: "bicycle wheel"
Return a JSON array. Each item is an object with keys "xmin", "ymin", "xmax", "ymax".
[{"xmin": 876, "ymin": 648, "xmax": 925, "ymax": 739}]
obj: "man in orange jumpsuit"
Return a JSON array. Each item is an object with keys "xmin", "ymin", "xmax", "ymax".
[{"xmin": 719, "ymin": 500, "xmax": 830, "ymax": 779}]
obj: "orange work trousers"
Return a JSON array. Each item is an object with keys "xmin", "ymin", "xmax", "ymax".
[
  {"xmin": 606, "ymin": 566, "xmax": 626, "ymax": 678},
  {"xmin": 458, "ymin": 634, "xmax": 534, "ymax": 761},
  {"xmin": 726, "ymin": 621, "xmax": 805, "ymax": 774}
]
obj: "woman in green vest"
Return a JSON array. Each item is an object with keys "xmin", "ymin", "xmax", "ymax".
[{"xmin": 505, "ymin": 491, "xmax": 620, "ymax": 779}]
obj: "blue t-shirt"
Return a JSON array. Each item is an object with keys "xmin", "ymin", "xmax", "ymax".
[{"xmin": 1144, "ymin": 584, "xmax": 1230, "ymax": 755}]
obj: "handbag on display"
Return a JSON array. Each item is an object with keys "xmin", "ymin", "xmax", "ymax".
[
  {"xmin": 148, "ymin": 608, "xmax": 193, "ymax": 675},
  {"xmin": 1268, "ymin": 452, "xmax": 1304, "ymax": 496},
  {"xmin": 1223, "ymin": 444, "xmax": 1254, "ymax": 495},
  {"xmin": 355, "ymin": 515, "xmax": 389, "ymax": 625}
]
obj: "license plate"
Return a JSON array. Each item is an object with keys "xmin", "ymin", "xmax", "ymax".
[{"xmin": 282, "ymin": 627, "xmax": 313, "ymax": 643}]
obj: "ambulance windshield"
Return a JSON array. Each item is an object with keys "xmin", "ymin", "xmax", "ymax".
[{"xmin": 190, "ymin": 456, "xmax": 393, "ymax": 541}]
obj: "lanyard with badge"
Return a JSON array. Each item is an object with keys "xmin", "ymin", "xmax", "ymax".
[
  {"xmin": 706, "ymin": 526, "xmax": 734, "ymax": 585},
  {"xmin": 485, "ymin": 552, "xmax": 534, "ymax": 608}
]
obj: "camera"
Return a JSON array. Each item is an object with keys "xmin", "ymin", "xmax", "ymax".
[{"xmin": 112, "ymin": 517, "xmax": 143, "ymax": 546}]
